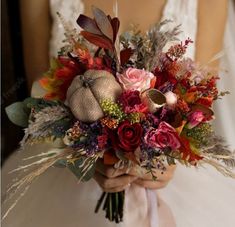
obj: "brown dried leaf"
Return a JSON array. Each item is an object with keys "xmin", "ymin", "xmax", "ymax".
[
  {"xmin": 111, "ymin": 17, "xmax": 120, "ymax": 42},
  {"xmin": 80, "ymin": 31, "xmax": 113, "ymax": 50},
  {"xmin": 77, "ymin": 14, "xmax": 102, "ymax": 35},
  {"xmin": 92, "ymin": 6, "xmax": 113, "ymax": 40},
  {"xmin": 120, "ymin": 48, "xmax": 133, "ymax": 66}
]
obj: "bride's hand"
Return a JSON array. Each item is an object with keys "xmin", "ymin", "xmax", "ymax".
[
  {"xmin": 130, "ymin": 165, "xmax": 177, "ymax": 189},
  {"xmin": 94, "ymin": 160, "xmax": 176, "ymax": 192},
  {"xmin": 94, "ymin": 160, "xmax": 138, "ymax": 192}
]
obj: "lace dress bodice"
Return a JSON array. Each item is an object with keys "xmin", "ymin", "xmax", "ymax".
[{"xmin": 49, "ymin": 0, "xmax": 198, "ymax": 59}]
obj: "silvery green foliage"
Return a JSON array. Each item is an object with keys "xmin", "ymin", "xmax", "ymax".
[
  {"xmin": 146, "ymin": 20, "xmax": 181, "ymax": 70},
  {"xmin": 120, "ymin": 20, "xmax": 181, "ymax": 71}
]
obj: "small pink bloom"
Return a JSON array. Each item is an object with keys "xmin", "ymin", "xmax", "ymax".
[
  {"xmin": 145, "ymin": 122, "xmax": 181, "ymax": 150},
  {"xmin": 187, "ymin": 111, "xmax": 205, "ymax": 129},
  {"xmin": 117, "ymin": 68, "xmax": 154, "ymax": 92}
]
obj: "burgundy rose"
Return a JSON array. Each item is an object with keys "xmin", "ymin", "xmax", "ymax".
[
  {"xmin": 109, "ymin": 120, "xmax": 143, "ymax": 152},
  {"xmin": 118, "ymin": 90, "xmax": 147, "ymax": 113},
  {"xmin": 145, "ymin": 121, "xmax": 181, "ymax": 150},
  {"xmin": 154, "ymin": 67, "xmax": 178, "ymax": 91}
]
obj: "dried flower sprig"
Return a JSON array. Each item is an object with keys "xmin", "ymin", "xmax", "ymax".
[{"xmin": 21, "ymin": 105, "xmax": 72, "ymax": 147}]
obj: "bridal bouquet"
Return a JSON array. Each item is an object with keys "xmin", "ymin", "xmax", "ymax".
[{"xmin": 5, "ymin": 7, "xmax": 235, "ymax": 223}]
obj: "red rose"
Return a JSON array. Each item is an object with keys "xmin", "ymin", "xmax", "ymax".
[
  {"xmin": 118, "ymin": 90, "xmax": 147, "ymax": 113},
  {"xmin": 109, "ymin": 121, "xmax": 143, "ymax": 152}
]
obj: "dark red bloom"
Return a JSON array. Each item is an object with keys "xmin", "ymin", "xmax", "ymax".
[
  {"xmin": 109, "ymin": 121, "xmax": 143, "ymax": 152},
  {"xmin": 154, "ymin": 67, "xmax": 178, "ymax": 90},
  {"xmin": 118, "ymin": 90, "xmax": 147, "ymax": 113}
]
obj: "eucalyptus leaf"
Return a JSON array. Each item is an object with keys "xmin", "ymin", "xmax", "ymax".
[
  {"xmin": 23, "ymin": 97, "xmax": 40, "ymax": 107},
  {"xmin": 5, "ymin": 102, "xmax": 29, "ymax": 127}
]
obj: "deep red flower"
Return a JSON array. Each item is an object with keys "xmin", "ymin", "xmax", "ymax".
[
  {"xmin": 109, "ymin": 121, "xmax": 143, "ymax": 152},
  {"xmin": 118, "ymin": 90, "xmax": 147, "ymax": 113},
  {"xmin": 154, "ymin": 67, "xmax": 178, "ymax": 90}
]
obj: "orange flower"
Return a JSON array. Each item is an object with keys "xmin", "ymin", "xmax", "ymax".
[
  {"xmin": 179, "ymin": 137, "xmax": 202, "ymax": 163},
  {"xmin": 39, "ymin": 57, "xmax": 83, "ymax": 101}
]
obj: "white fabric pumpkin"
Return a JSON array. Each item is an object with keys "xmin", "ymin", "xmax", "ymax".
[{"xmin": 66, "ymin": 70, "xmax": 122, "ymax": 122}]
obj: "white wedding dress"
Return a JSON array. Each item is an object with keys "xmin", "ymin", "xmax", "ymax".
[{"xmin": 2, "ymin": 0, "xmax": 235, "ymax": 227}]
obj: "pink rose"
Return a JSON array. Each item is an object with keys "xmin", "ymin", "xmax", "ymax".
[
  {"xmin": 187, "ymin": 111, "xmax": 205, "ymax": 129},
  {"xmin": 117, "ymin": 68, "xmax": 155, "ymax": 92},
  {"xmin": 145, "ymin": 122, "xmax": 181, "ymax": 150},
  {"xmin": 118, "ymin": 90, "xmax": 147, "ymax": 113}
]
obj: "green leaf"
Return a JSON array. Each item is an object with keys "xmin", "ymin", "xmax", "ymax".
[
  {"xmin": 24, "ymin": 97, "xmax": 63, "ymax": 113},
  {"xmin": 23, "ymin": 97, "xmax": 40, "ymax": 107},
  {"xmin": 5, "ymin": 102, "xmax": 29, "ymax": 127},
  {"xmin": 51, "ymin": 119, "xmax": 72, "ymax": 137},
  {"xmin": 67, "ymin": 160, "xmax": 83, "ymax": 179}
]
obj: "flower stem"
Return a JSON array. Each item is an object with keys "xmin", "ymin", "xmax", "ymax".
[{"xmin": 95, "ymin": 191, "xmax": 125, "ymax": 223}]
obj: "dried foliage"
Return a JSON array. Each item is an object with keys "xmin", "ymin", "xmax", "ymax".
[
  {"xmin": 120, "ymin": 20, "xmax": 181, "ymax": 71},
  {"xmin": 201, "ymin": 135, "xmax": 235, "ymax": 168},
  {"xmin": 21, "ymin": 105, "xmax": 71, "ymax": 147}
]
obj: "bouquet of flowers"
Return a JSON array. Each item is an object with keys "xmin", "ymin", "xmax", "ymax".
[{"xmin": 5, "ymin": 7, "xmax": 235, "ymax": 223}]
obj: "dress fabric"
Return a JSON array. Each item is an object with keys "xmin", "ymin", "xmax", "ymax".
[
  {"xmin": 159, "ymin": 1, "xmax": 235, "ymax": 227},
  {"xmin": 2, "ymin": 0, "xmax": 235, "ymax": 227}
]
